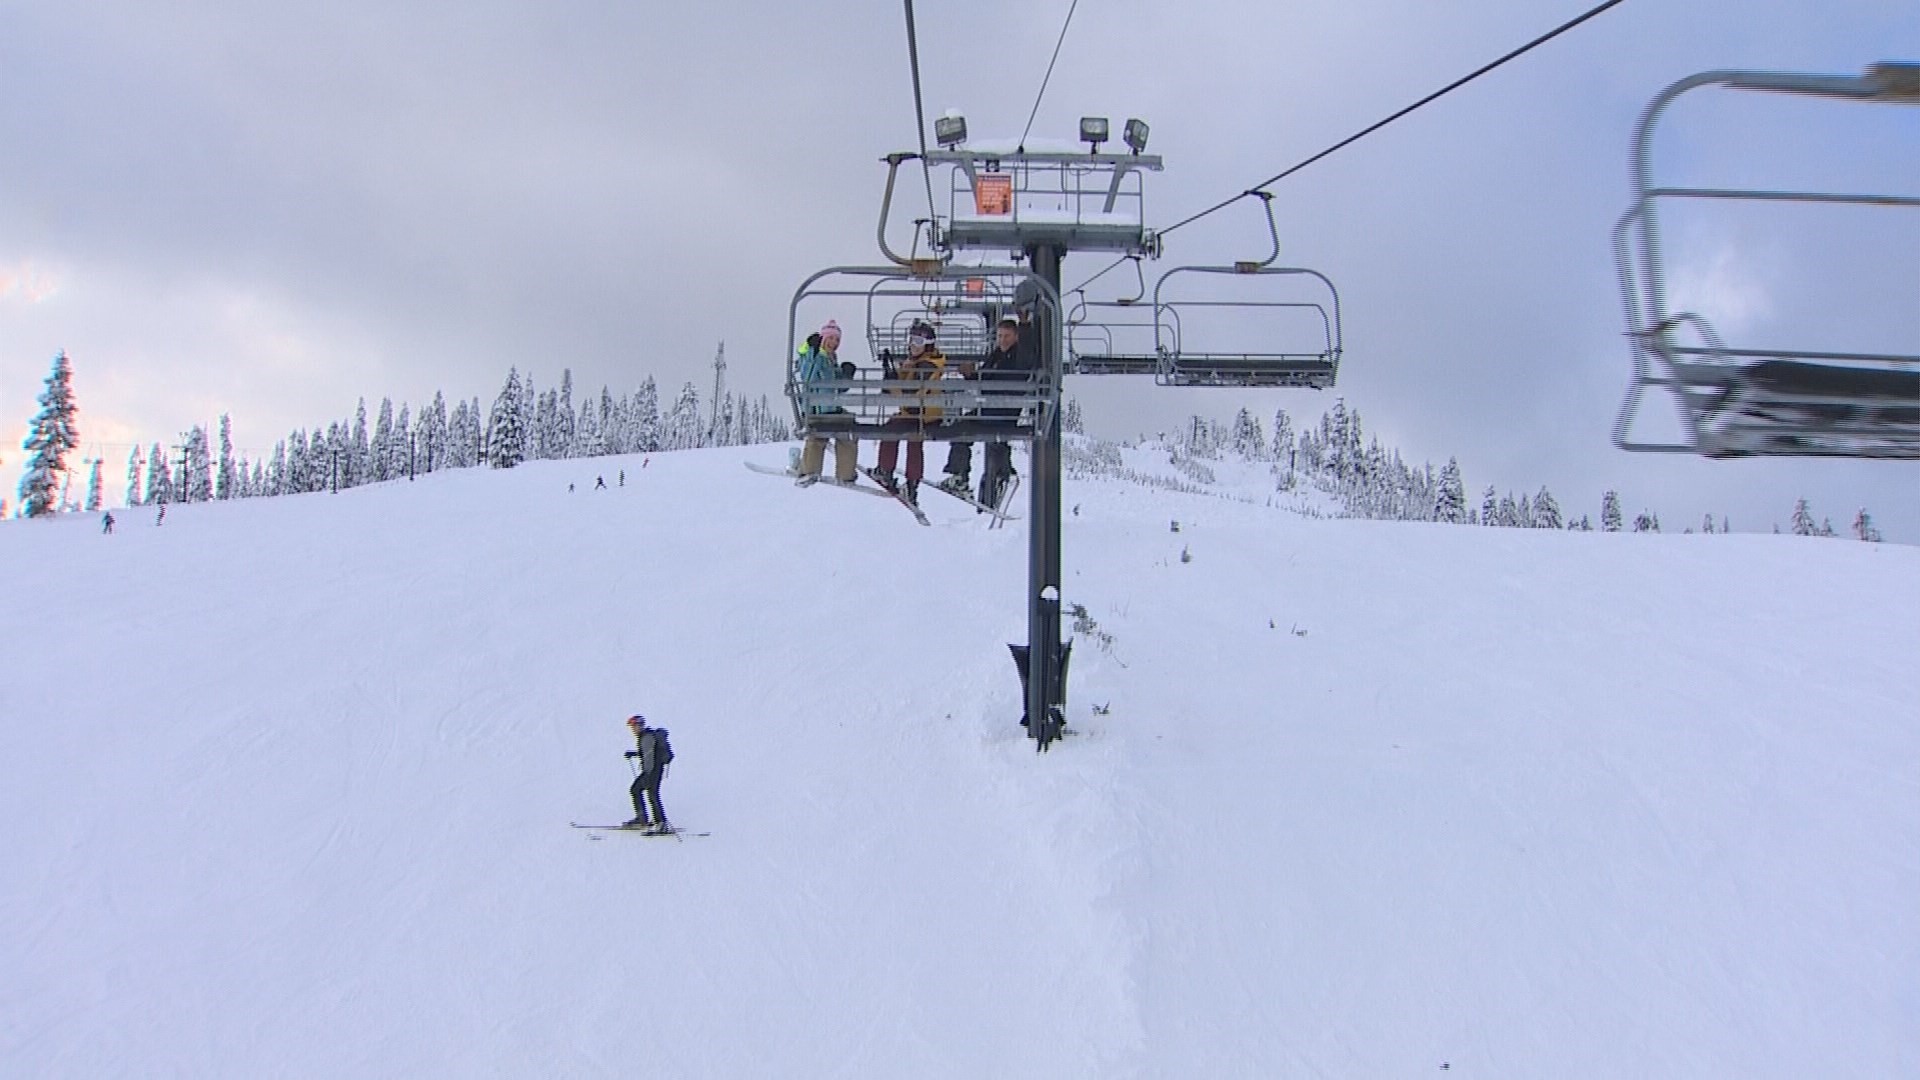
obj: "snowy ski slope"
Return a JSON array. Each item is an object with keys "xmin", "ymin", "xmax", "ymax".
[{"xmin": 2, "ymin": 442, "xmax": 1915, "ymax": 1078}]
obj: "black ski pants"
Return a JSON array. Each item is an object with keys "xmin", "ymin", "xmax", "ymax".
[
  {"xmin": 981, "ymin": 443, "xmax": 1014, "ymax": 507},
  {"xmin": 630, "ymin": 771, "xmax": 667, "ymax": 825}
]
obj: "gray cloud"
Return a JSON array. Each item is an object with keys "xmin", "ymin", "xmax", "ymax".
[{"xmin": 2, "ymin": 0, "xmax": 1915, "ymax": 537}]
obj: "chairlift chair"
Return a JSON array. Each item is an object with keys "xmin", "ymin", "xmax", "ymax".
[
  {"xmin": 1149, "ymin": 194, "xmax": 1343, "ymax": 389},
  {"xmin": 1064, "ymin": 259, "xmax": 1165, "ymax": 376},
  {"xmin": 1614, "ymin": 62, "xmax": 1920, "ymax": 459},
  {"xmin": 787, "ymin": 265, "xmax": 1063, "ymax": 445}
]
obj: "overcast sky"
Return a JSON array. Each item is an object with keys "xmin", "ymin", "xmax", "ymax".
[{"xmin": 3, "ymin": 0, "xmax": 1915, "ymax": 537}]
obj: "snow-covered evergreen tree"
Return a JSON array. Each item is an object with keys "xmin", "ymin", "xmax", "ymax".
[
  {"xmin": 350, "ymin": 399, "xmax": 371, "ymax": 488},
  {"xmin": 1270, "ymin": 409, "xmax": 1295, "ymax": 465},
  {"xmin": 530, "ymin": 389, "xmax": 556, "ymax": 461},
  {"xmin": 125, "ymin": 447, "xmax": 144, "ymax": 507},
  {"xmin": 85, "ymin": 458, "xmax": 103, "ymax": 511},
  {"xmin": 183, "ymin": 425, "xmax": 212, "ymax": 502},
  {"xmin": 217, "ymin": 413, "xmax": 235, "ymax": 499},
  {"xmin": 393, "ymin": 403, "xmax": 412, "ymax": 479},
  {"xmin": 372, "ymin": 397, "xmax": 395, "ymax": 482},
  {"xmin": 422, "ymin": 391, "xmax": 448, "ymax": 473},
  {"xmin": 488, "ymin": 368, "xmax": 527, "ymax": 468},
  {"xmin": 1601, "ymin": 490, "xmax": 1623, "ymax": 532},
  {"xmin": 447, "ymin": 400, "xmax": 473, "ymax": 468},
  {"xmin": 1062, "ymin": 398, "xmax": 1085, "ymax": 435},
  {"xmin": 144, "ymin": 442, "xmax": 172, "ymax": 505},
  {"xmin": 574, "ymin": 395, "xmax": 604, "ymax": 458},
  {"xmin": 556, "ymin": 370, "xmax": 576, "ymax": 457},
  {"xmin": 1852, "ymin": 509, "xmax": 1882, "ymax": 543},
  {"xmin": 665, "ymin": 382, "xmax": 701, "ymax": 450},
  {"xmin": 1790, "ymin": 498, "xmax": 1816, "ymax": 537},
  {"xmin": 1227, "ymin": 408, "xmax": 1264, "ymax": 459},
  {"xmin": 1434, "ymin": 459, "xmax": 1467, "ymax": 523},
  {"xmin": 1533, "ymin": 487, "xmax": 1562, "ymax": 530},
  {"xmin": 287, "ymin": 432, "xmax": 309, "ymax": 494},
  {"xmin": 16, "ymin": 351, "xmax": 81, "ymax": 518},
  {"xmin": 1480, "ymin": 485, "xmax": 1499, "ymax": 527}
]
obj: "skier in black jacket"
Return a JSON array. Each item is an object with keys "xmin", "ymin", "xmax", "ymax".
[
  {"xmin": 978, "ymin": 315, "xmax": 1036, "ymax": 509},
  {"xmin": 623, "ymin": 715, "xmax": 672, "ymax": 831}
]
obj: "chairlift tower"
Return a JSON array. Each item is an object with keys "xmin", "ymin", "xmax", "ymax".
[
  {"xmin": 919, "ymin": 137, "xmax": 1164, "ymax": 750},
  {"xmin": 785, "ymin": 116, "xmax": 1343, "ymax": 750}
]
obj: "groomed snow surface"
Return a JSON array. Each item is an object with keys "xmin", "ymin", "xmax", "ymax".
[{"xmin": 3, "ymin": 441, "xmax": 1915, "ymax": 1078}]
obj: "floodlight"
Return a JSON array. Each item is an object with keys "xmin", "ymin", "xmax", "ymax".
[
  {"xmin": 935, "ymin": 111, "xmax": 968, "ymax": 147},
  {"xmin": 1124, "ymin": 118, "xmax": 1150, "ymax": 153},
  {"xmin": 1079, "ymin": 116, "xmax": 1109, "ymax": 152}
]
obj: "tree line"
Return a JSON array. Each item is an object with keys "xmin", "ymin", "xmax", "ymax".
[
  {"xmin": 3, "ymin": 352, "xmax": 791, "ymax": 515},
  {"xmin": 1104, "ymin": 397, "xmax": 1887, "ymax": 542}
]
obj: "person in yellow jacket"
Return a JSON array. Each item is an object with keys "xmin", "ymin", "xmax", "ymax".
[{"xmin": 871, "ymin": 320, "xmax": 946, "ymax": 505}]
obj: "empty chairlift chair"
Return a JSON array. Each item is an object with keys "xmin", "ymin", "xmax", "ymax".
[
  {"xmin": 1150, "ymin": 195, "xmax": 1343, "ymax": 389},
  {"xmin": 1614, "ymin": 62, "xmax": 1920, "ymax": 459},
  {"xmin": 1065, "ymin": 260, "xmax": 1165, "ymax": 376}
]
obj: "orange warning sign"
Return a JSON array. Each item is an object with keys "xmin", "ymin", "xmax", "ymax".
[{"xmin": 973, "ymin": 174, "xmax": 1013, "ymax": 216}]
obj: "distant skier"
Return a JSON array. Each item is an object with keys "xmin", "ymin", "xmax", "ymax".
[
  {"xmin": 595, "ymin": 475, "xmax": 607, "ymax": 490},
  {"xmin": 623, "ymin": 715, "xmax": 674, "ymax": 832},
  {"xmin": 102, "ymin": 511, "xmax": 115, "ymax": 534}
]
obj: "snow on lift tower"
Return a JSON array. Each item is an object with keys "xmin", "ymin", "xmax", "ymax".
[
  {"xmin": 1614, "ymin": 62, "xmax": 1920, "ymax": 459},
  {"xmin": 1148, "ymin": 192, "xmax": 1344, "ymax": 390}
]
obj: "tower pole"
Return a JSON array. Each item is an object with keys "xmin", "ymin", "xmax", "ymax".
[{"xmin": 1024, "ymin": 242, "xmax": 1066, "ymax": 749}]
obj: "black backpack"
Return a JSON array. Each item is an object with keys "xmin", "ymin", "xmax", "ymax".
[{"xmin": 650, "ymin": 727, "xmax": 674, "ymax": 766}]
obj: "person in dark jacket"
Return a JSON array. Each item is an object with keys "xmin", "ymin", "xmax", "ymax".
[
  {"xmin": 978, "ymin": 315, "xmax": 1036, "ymax": 508},
  {"xmin": 623, "ymin": 715, "xmax": 671, "ymax": 830}
]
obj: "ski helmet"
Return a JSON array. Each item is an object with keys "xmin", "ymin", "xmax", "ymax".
[{"xmin": 626, "ymin": 714, "xmax": 646, "ymax": 728}]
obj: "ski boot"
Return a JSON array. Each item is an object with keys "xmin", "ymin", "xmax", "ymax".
[
  {"xmin": 937, "ymin": 472, "xmax": 970, "ymax": 496},
  {"xmin": 794, "ymin": 473, "xmax": 820, "ymax": 488},
  {"xmin": 871, "ymin": 469, "xmax": 899, "ymax": 495},
  {"xmin": 623, "ymin": 816, "xmax": 649, "ymax": 828},
  {"xmin": 903, "ymin": 479, "xmax": 920, "ymax": 507}
]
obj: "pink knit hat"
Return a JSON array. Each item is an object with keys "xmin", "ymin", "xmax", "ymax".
[{"xmin": 820, "ymin": 319, "xmax": 842, "ymax": 339}]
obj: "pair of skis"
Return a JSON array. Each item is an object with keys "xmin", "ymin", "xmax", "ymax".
[
  {"xmin": 745, "ymin": 460, "xmax": 1015, "ymax": 526},
  {"xmin": 920, "ymin": 472, "xmax": 1022, "ymax": 525},
  {"xmin": 570, "ymin": 822, "xmax": 709, "ymax": 838},
  {"xmin": 742, "ymin": 460, "xmax": 931, "ymax": 525}
]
